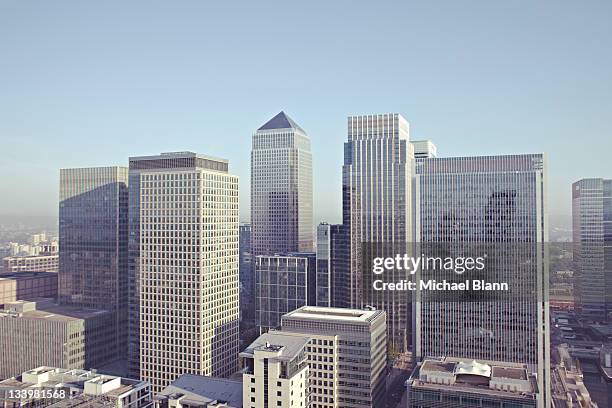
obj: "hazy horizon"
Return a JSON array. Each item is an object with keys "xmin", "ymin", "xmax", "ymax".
[{"xmin": 2, "ymin": 1, "xmax": 611, "ymax": 224}]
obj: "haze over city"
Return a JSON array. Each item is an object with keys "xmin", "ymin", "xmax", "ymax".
[{"xmin": 1, "ymin": 1, "xmax": 611, "ymax": 226}]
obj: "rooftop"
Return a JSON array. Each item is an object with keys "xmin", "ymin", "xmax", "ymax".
[
  {"xmin": 0, "ymin": 271, "xmax": 58, "ymax": 280},
  {"xmin": 240, "ymin": 332, "xmax": 310, "ymax": 361},
  {"xmin": 282, "ymin": 305, "xmax": 383, "ymax": 324},
  {"xmin": 156, "ymin": 374, "xmax": 242, "ymax": 407},
  {"xmin": 409, "ymin": 357, "xmax": 537, "ymax": 400},
  {"xmin": 257, "ymin": 111, "xmax": 306, "ymax": 133},
  {"xmin": 0, "ymin": 300, "xmax": 109, "ymax": 322}
]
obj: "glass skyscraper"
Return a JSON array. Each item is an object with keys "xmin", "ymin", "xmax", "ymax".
[
  {"xmin": 255, "ymin": 252, "xmax": 315, "ymax": 332},
  {"xmin": 572, "ymin": 178, "xmax": 612, "ymax": 322},
  {"xmin": 414, "ymin": 154, "xmax": 550, "ymax": 407},
  {"xmin": 127, "ymin": 152, "xmax": 239, "ymax": 392},
  {"xmin": 251, "ymin": 111, "xmax": 313, "ymax": 256},
  {"xmin": 59, "ymin": 166, "xmax": 129, "ymax": 357},
  {"xmin": 251, "ymin": 111, "xmax": 313, "ymax": 333},
  {"xmin": 342, "ymin": 113, "xmax": 414, "ymax": 353},
  {"xmin": 315, "ymin": 222, "xmax": 350, "ymax": 308}
]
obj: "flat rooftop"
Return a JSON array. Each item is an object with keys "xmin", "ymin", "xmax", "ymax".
[
  {"xmin": 410, "ymin": 357, "xmax": 537, "ymax": 400},
  {"xmin": 157, "ymin": 374, "xmax": 242, "ymax": 407},
  {"xmin": 283, "ymin": 305, "xmax": 382, "ymax": 323},
  {"xmin": 0, "ymin": 271, "xmax": 57, "ymax": 280},
  {"xmin": 240, "ymin": 332, "xmax": 310, "ymax": 361},
  {"xmin": 0, "ymin": 300, "xmax": 109, "ymax": 322}
]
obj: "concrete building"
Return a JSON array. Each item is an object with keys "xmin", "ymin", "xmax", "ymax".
[
  {"xmin": 130, "ymin": 152, "xmax": 239, "ymax": 393},
  {"xmin": 343, "ymin": 113, "xmax": 414, "ymax": 353},
  {"xmin": 0, "ymin": 299, "xmax": 114, "ymax": 379},
  {"xmin": 2, "ymin": 254, "xmax": 59, "ymax": 273},
  {"xmin": 406, "ymin": 358, "xmax": 539, "ymax": 408},
  {"xmin": 281, "ymin": 306, "xmax": 387, "ymax": 408},
  {"xmin": 315, "ymin": 223, "xmax": 350, "ymax": 308},
  {"xmin": 251, "ymin": 111, "xmax": 313, "ymax": 258},
  {"xmin": 59, "ymin": 166, "xmax": 129, "ymax": 358},
  {"xmin": 240, "ymin": 332, "xmax": 310, "ymax": 408},
  {"xmin": 0, "ymin": 271, "xmax": 58, "ymax": 307},
  {"xmin": 410, "ymin": 140, "xmax": 437, "ymax": 159},
  {"xmin": 551, "ymin": 345, "xmax": 598, "ymax": 408},
  {"xmin": 0, "ymin": 366, "xmax": 152, "ymax": 407},
  {"xmin": 155, "ymin": 374, "xmax": 243, "ymax": 408},
  {"xmin": 414, "ymin": 154, "xmax": 550, "ymax": 407},
  {"xmin": 255, "ymin": 252, "xmax": 315, "ymax": 333},
  {"xmin": 572, "ymin": 178, "xmax": 612, "ymax": 322}
]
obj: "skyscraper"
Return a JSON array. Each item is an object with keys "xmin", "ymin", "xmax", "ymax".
[
  {"xmin": 315, "ymin": 222, "xmax": 350, "ymax": 308},
  {"xmin": 414, "ymin": 154, "xmax": 550, "ymax": 407},
  {"xmin": 251, "ymin": 111, "xmax": 313, "ymax": 333},
  {"xmin": 59, "ymin": 166, "xmax": 129, "ymax": 356},
  {"xmin": 572, "ymin": 178, "xmax": 612, "ymax": 322},
  {"xmin": 239, "ymin": 223, "xmax": 254, "ymax": 317},
  {"xmin": 255, "ymin": 252, "xmax": 315, "ymax": 332},
  {"xmin": 251, "ymin": 111, "xmax": 313, "ymax": 257},
  {"xmin": 128, "ymin": 152, "xmax": 239, "ymax": 393},
  {"xmin": 342, "ymin": 113, "xmax": 414, "ymax": 353}
]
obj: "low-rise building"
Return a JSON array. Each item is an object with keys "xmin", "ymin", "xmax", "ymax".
[
  {"xmin": 0, "ymin": 366, "xmax": 152, "ymax": 407},
  {"xmin": 0, "ymin": 272, "xmax": 58, "ymax": 307},
  {"xmin": 406, "ymin": 358, "xmax": 540, "ymax": 407},
  {"xmin": 240, "ymin": 332, "xmax": 310, "ymax": 408},
  {"xmin": 0, "ymin": 299, "xmax": 115, "ymax": 379},
  {"xmin": 2, "ymin": 254, "xmax": 59, "ymax": 273},
  {"xmin": 154, "ymin": 374, "xmax": 243, "ymax": 408}
]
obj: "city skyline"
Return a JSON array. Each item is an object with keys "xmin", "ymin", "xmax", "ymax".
[{"xmin": 2, "ymin": 1, "xmax": 612, "ymax": 225}]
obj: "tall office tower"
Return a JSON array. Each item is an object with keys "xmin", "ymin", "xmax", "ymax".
[
  {"xmin": 59, "ymin": 166, "xmax": 129, "ymax": 356},
  {"xmin": 342, "ymin": 113, "xmax": 414, "ymax": 353},
  {"xmin": 410, "ymin": 139, "xmax": 437, "ymax": 159},
  {"xmin": 241, "ymin": 332, "xmax": 310, "ymax": 408},
  {"xmin": 255, "ymin": 252, "xmax": 315, "ymax": 332},
  {"xmin": 251, "ymin": 111, "xmax": 313, "ymax": 257},
  {"xmin": 281, "ymin": 306, "xmax": 388, "ymax": 408},
  {"xmin": 128, "ymin": 152, "xmax": 239, "ymax": 393},
  {"xmin": 414, "ymin": 154, "xmax": 550, "ymax": 407},
  {"xmin": 315, "ymin": 223, "xmax": 350, "ymax": 308},
  {"xmin": 239, "ymin": 223, "xmax": 254, "ymax": 316},
  {"xmin": 572, "ymin": 178, "xmax": 612, "ymax": 322}
]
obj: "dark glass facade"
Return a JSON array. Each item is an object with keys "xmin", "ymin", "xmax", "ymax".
[{"xmin": 59, "ymin": 166, "xmax": 129, "ymax": 358}]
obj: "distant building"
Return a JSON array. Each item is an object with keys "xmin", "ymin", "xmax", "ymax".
[
  {"xmin": 315, "ymin": 223, "xmax": 350, "ymax": 308},
  {"xmin": 0, "ymin": 271, "xmax": 58, "ymax": 307},
  {"xmin": 410, "ymin": 139, "xmax": 437, "ymax": 159},
  {"xmin": 155, "ymin": 374, "xmax": 243, "ymax": 408},
  {"xmin": 0, "ymin": 366, "xmax": 152, "ymax": 408},
  {"xmin": 281, "ymin": 306, "xmax": 387, "ymax": 408},
  {"xmin": 239, "ymin": 223, "xmax": 254, "ymax": 317},
  {"xmin": 255, "ymin": 252, "xmax": 316, "ymax": 333},
  {"xmin": 2, "ymin": 254, "xmax": 59, "ymax": 273},
  {"xmin": 406, "ymin": 358, "xmax": 539, "ymax": 408},
  {"xmin": 129, "ymin": 152, "xmax": 239, "ymax": 393},
  {"xmin": 572, "ymin": 178, "xmax": 612, "ymax": 322},
  {"xmin": 251, "ymin": 111, "xmax": 313, "ymax": 258},
  {"xmin": 551, "ymin": 345, "xmax": 598, "ymax": 408},
  {"xmin": 59, "ymin": 166, "xmax": 129, "ymax": 358},
  {"xmin": 240, "ymin": 332, "xmax": 310, "ymax": 408},
  {"xmin": 0, "ymin": 299, "xmax": 115, "ymax": 379}
]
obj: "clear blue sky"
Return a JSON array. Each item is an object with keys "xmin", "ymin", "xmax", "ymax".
[{"xmin": 1, "ymin": 1, "xmax": 611, "ymax": 226}]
